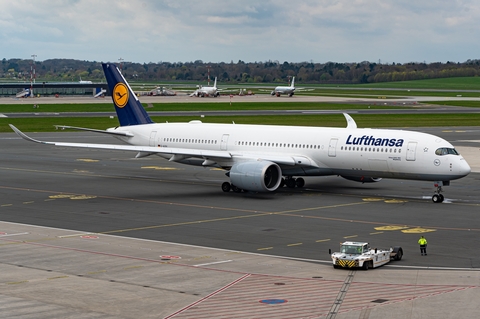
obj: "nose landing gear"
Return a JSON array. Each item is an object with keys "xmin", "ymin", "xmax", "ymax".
[{"xmin": 432, "ymin": 181, "xmax": 448, "ymax": 203}]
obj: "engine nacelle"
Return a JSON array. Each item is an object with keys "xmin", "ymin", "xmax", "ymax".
[
  {"xmin": 341, "ymin": 175, "xmax": 382, "ymax": 183},
  {"xmin": 230, "ymin": 161, "xmax": 282, "ymax": 192}
]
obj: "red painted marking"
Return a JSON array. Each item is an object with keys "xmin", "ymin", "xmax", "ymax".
[
  {"xmin": 164, "ymin": 273, "xmax": 251, "ymax": 319},
  {"xmin": 81, "ymin": 235, "xmax": 99, "ymax": 239},
  {"xmin": 0, "ymin": 232, "xmax": 6, "ymax": 235}
]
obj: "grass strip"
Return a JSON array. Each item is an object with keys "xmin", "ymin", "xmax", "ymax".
[
  {"xmin": 0, "ymin": 102, "xmax": 403, "ymax": 113},
  {"xmin": 2, "ymin": 113, "xmax": 480, "ymax": 133}
]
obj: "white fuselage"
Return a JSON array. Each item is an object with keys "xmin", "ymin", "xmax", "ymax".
[
  {"xmin": 273, "ymin": 77, "xmax": 295, "ymax": 96},
  {"xmin": 110, "ymin": 121, "xmax": 471, "ymax": 182},
  {"xmin": 197, "ymin": 86, "xmax": 217, "ymax": 96},
  {"xmin": 272, "ymin": 85, "xmax": 294, "ymax": 96},
  {"xmin": 192, "ymin": 77, "xmax": 219, "ymax": 97}
]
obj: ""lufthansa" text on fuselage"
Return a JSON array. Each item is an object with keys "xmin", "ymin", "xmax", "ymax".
[{"xmin": 346, "ymin": 135, "xmax": 404, "ymax": 147}]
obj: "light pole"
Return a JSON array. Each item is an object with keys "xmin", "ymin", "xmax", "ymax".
[
  {"xmin": 119, "ymin": 57, "xmax": 124, "ymax": 73},
  {"xmin": 30, "ymin": 54, "xmax": 37, "ymax": 97}
]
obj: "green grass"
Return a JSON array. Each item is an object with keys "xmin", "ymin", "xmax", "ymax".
[
  {"xmin": 296, "ymin": 89, "xmax": 480, "ymax": 98},
  {"xmin": 0, "ymin": 103, "xmax": 114, "ymax": 112},
  {"xmin": 0, "ymin": 102, "xmax": 403, "ymax": 113},
  {"xmin": 265, "ymin": 76, "xmax": 480, "ymax": 90},
  {"xmin": 423, "ymin": 100, "xmax": 480, "ymax": 107},
  {"xmin": 3, "ymin": 113, "xmax": 480, "ymax": 133},
  {"xmin": 354, "ymin": 77, "xmax": 480, "ymax": 90},
  {"xmin": 130, "ymin": 76, "xmax": 480, "ymax": 90}
]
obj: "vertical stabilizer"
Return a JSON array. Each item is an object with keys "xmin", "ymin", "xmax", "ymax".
[
  {"xmin": 213, "ymin": 77, "xmax": 217, "ymax": 89},
  {"xmin": 291, "ymin": 77, "xmax": 295, "ymax": 88},
  {"xmin": 102, "ymin": 63, "xmax": 154, "ymax": 126}
]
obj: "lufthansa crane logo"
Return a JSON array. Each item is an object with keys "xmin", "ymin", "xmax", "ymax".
[{"xmin": 113, "ymin": 83, "xmax": 129, "ymax": 108}]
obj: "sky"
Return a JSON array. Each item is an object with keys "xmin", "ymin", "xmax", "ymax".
[{"xmin": 1, "ymin": 0, "xmax": 479, "ymax": 64}]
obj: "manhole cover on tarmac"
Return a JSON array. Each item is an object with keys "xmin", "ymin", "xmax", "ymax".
[{"xmin": 259, "ymin": 299, "xmax": 288, "ymax": 304}]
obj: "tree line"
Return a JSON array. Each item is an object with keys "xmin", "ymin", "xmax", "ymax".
[{"xmin": 2, "ymin": 58, "xmax": 480, "ymax": 84}]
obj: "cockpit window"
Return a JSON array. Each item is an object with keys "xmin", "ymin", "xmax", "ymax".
[{"xmin": 435, "ymin": 148, "xmax": 459, "ymax": 156}]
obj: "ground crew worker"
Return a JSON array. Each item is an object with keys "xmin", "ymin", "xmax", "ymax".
[{"xmin": 418, "ymin": 236, "xmax": 428, "ymax": 256}]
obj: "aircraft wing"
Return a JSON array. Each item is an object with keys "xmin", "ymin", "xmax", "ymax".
[
  {"xmin": 54, "ymin": 125, "xmax": 134, "ymax": 137},
  {"xmin": 9, "ymin": 124, "xmax": 232, "ymax": 160},
  {"xmin": 296, "ymin": 88, "xmax": 314, "ymax": 92},
  {"xmin": 10, "ymin": 124, "xmax": 321, "ymax": 168}
]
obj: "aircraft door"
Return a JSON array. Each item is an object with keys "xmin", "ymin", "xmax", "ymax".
[
  {"xmin": 221, "ymin": 134, "xmax": 229, "ymax": 151},
  {"xmin": 406, "ymin": 142, "xmax": 417, "ymax": 161},
  {"xmin": 149, "ymin": 131, "xmax": 157, "ymax": 147},
  {"xmin": 328, "ymin": 138, "xmax": 338, "ymax": 157}
]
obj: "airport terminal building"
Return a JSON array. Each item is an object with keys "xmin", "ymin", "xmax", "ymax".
[{"xmin": 0, "ymin": 82, "xmax": 108, "ymax": 98}]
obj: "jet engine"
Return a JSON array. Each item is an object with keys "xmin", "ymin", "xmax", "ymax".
[
  {"xmin": 341, "ymin": 175, "xmax": 382, "ymax": 183},
  {"xmin": 230, "ymin": 161, "xmax": 282, "ymax": 192}
]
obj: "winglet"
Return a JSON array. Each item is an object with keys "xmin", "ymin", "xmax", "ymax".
[
  {"xmin": 343, "ymin": 113, "xmax": 357, "ymax": 129},
  {"xmin": 9, "ymin": 124, "xmax": 52, "ymax": 144}
]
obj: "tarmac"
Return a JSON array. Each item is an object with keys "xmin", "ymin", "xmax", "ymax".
[
  {"xmin": 2, "ymin": 93, "xmax": 480, "ymax": 105},
  {"xmin": 0, "ymin": 139, "xmax": 480, "ymax": 319},
  {"xmin": 1, "ymin": 221, "xmax": 479, "ymax": 319},
  {"xmin": 1, "ymin": 95, "xmax": 480, "ymax": 318}
]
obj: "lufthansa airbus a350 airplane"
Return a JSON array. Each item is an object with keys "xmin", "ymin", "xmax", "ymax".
[{"xmin": 10, "ymin": 64, "xmax": 471, "ymax": 203}]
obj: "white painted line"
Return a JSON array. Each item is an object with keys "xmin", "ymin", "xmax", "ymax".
[
  {"xmin": 194, "ymin": 260, "xmax": 233, "ymax": 267},
  {"xmin": 7, "ymin": 220, "xmax": 478, "ymax": 270},
  {"xmin": 57, "ymin": 232, "xmax": 95, "ymax": 238},
  {"xmin": 0, "ymin": 232, "xmax": 29, "ymax": 237}
]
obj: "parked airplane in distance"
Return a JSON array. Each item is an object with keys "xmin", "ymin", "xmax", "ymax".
[
  {"xmin": 271, "ymin": 77, "xmax": 296, "ymax": 97},
  {"xmin": 79, "ymin": 77, "xmax": 93, "ymax": 84},
  {"xmin": 190, "ymin": 77, "xmax": 220, "ymax": 97},
  {"xmin": 10, "ymin": 63, "xmax": 471, "ymax": 203}
]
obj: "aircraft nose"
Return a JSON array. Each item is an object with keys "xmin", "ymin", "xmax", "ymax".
[{"xmin": 458, "ymin": 157, "xmax": 471, "ymax": 177}]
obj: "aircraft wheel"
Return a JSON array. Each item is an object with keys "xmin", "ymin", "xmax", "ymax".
[
  {"xmin": 432, "ymin": 194, "xmax": 443, "ymax": 203},
  {"xmin": 231, "ymin": 185, "xmax": 242, "ymax": 193},
  {"xmin": 279, "ymin": 178, "xmax": 285, "ymax": 188},
  {"xmin": 439, "ymin": 194, "xmax": 444, "ymax": 202},
  {"xmin": 295, "ymin": 178, "xmax": 305, "ymax": 188},
  {"xmin": 221, "ymin": 182, "xmax": 231, "ymax": 192},
  {"xmin": 285, "ymin": 178, "xmax": 296, "ymax": 188}
]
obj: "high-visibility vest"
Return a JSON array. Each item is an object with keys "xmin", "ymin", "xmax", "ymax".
[{"xmin": 418, "ymin": 238, "xmax": 427, "ymax": 245}]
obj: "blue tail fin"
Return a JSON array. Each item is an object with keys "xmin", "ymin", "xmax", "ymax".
[{"xmin": 102, "ymin": 63, "xmax": 154, "ymax": 126}]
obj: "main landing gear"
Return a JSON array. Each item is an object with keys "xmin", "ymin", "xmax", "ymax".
[
  {"xmin": 432, "ymin": 181, "xmax": 448, "ymax": 203},
  {"xmin": 283, "ymin": 177, "xmax": 305, "ymax": 188},
  {"xmin": 221, "ymin": 177, "xmax": 305, "ymax": 193},
  {"xmin": 221, "ymin": 182, "xmax": 243, "ymax": 193}
]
